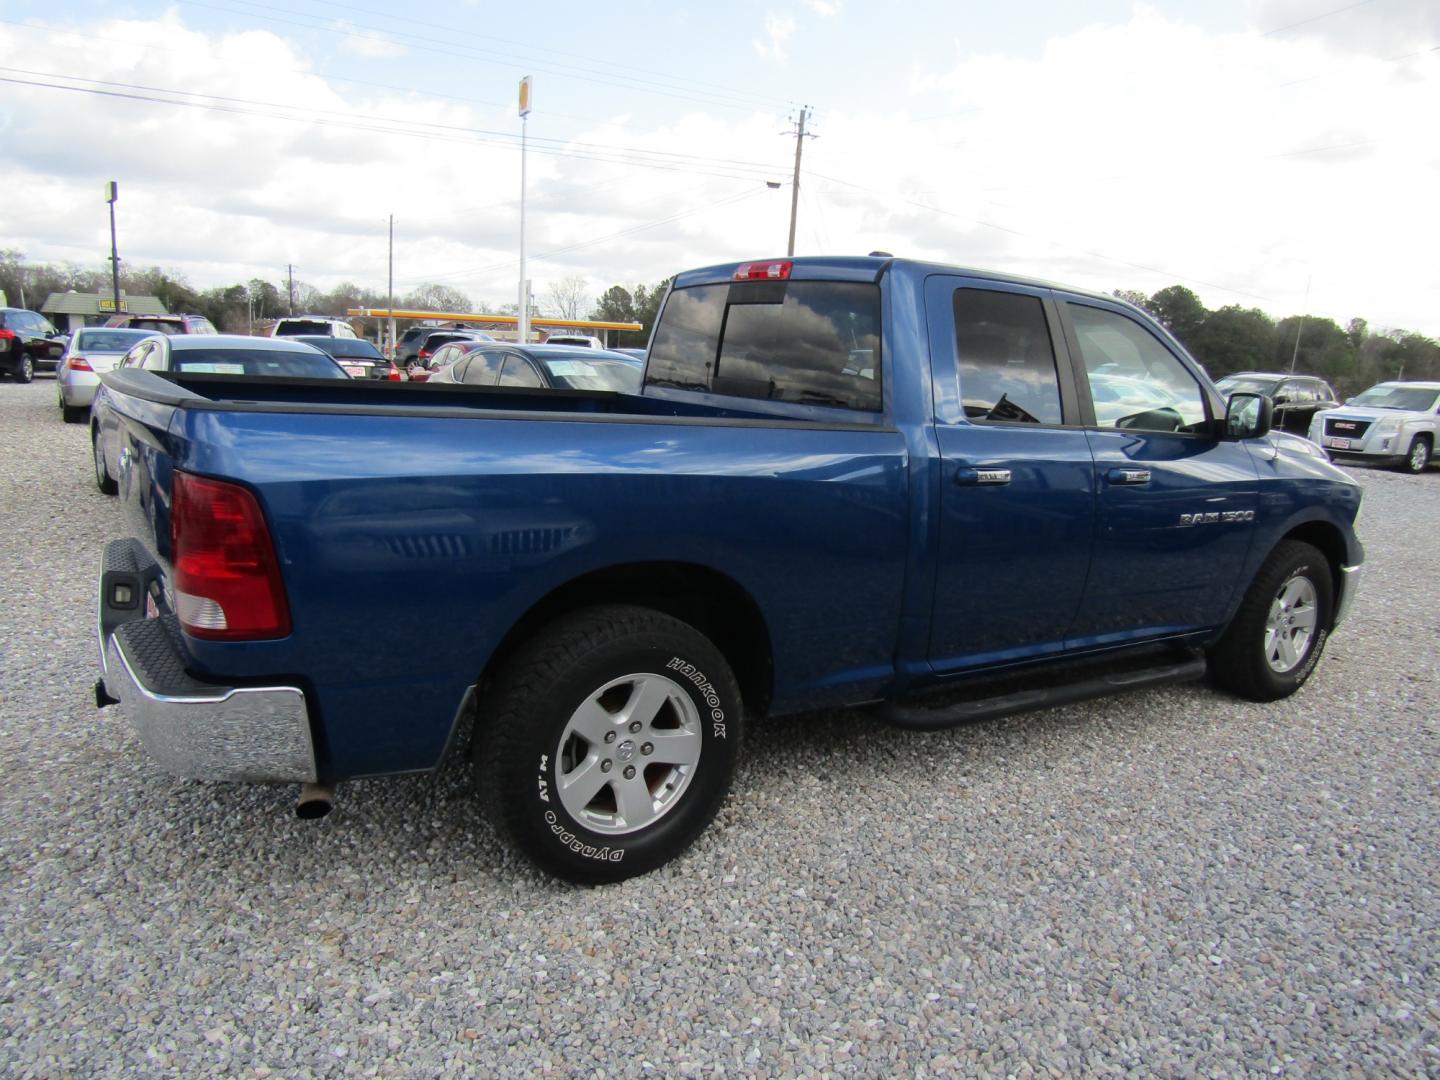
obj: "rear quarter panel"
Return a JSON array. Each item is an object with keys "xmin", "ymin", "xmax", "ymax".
[{"xmin": 172, "ymin": 407, "xmax": 911, "ymax": 777}]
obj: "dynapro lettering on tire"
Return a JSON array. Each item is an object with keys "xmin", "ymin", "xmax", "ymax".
[
  {"xmin": 477, "ymin": 604, "xmax": 745, "ymax": 884},
  {"xmin": 545, "ymin": 811, "xmax": 624, "ymax": 862}
]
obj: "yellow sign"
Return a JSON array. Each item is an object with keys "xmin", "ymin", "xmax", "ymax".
[
  {"xmin": 97, "ymin": 298, "xmax": 128, "ymax": 313},
  {"xmin": 518, "ymin": 75, "xmax": 532, "ymax": 118}
]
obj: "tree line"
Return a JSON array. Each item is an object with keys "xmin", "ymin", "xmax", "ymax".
[
  {"xmin": 0, "ymin": 251, "xmax": 673, "ymax": 347},
  {"xmin": 1114, "ymin": 285, "xmax": 1438, "ymax": 398},
  {"xmin": 3, "ymin": 250, "xmax": 1433, "ymax": 391}
]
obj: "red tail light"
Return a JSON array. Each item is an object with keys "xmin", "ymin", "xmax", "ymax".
[
  {"xmin": 418, "ymin": 348, "xmax": 432, "ymax": 359},
  {"xmin": 733, "ymin": 260, "xmax": 792, "ymax": 281},
  {"xmin": 0, "ymin": 329, "xmax": 15, "ymax": 341},
  {"xmin": 171, "ymin": 471, "xmax": 291, "ymax": 640},
  {"xmin": 68, "ymin": 356, "xmax": 94, "ymax": 372},
  {"xmin": 387, "ymin": 363, "xmax": 401, "ymax": 381}
]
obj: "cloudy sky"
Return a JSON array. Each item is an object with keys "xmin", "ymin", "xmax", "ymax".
[{"xmin": 1, "ymin": 1, "xmax": 1436, "ymax": 334}]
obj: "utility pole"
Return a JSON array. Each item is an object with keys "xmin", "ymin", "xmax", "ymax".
[
  {"xmin": 1288, "ymin": 275, "xmax": 1311, "ymax": 372},
  {"xmin": 518, "ymin": 76, "xmax": 532, "ymax": 344},
  {"xmin": 786, "ymin": 106, "xmax": 814, "ymax": 257},
  {"xmin": 105, "ymin": 181, "xmax": 121, "ymax": 315},
  {"xmin": 387, "ymin": 214, "xmax": 395, "ymax": 358},
  {"xmin": 287, "ymin": 264, "xmax": 296, "ymax": 316}
]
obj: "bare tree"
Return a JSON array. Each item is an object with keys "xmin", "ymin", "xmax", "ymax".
[
  {"xmin": 403, "ymin": 283, "xmax": 473, "ymax": 313},
  {"xmin": 545, "ymin": 275, "xmax": 589, "ymax": 320}
]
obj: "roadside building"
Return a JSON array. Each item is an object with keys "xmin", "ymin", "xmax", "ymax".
[{"xmin": 40, "ymin": 290, "xmax": 167, "ymax": 333}]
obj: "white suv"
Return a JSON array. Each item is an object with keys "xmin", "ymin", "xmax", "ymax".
[
  {"xmin": 544, "ymin": 334, "xmax": 603, "ymax": 349},
  {"xmin": 270, "ymin": 316, "xmax": 357, "ymax": 339},
  {"xmin": 1310, "ymin": 381, "xmax": 1439, "ymax": 473}
]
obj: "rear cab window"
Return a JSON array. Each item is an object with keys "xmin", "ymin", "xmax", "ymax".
[{"xmin": 647, "ymin": 279, "xmax": 882, "ymax": 412}]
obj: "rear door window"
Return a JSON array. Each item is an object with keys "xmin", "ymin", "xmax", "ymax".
[
  {"xmin": 647, "ymin": 280, "xmax": 882, "ymax": 411},
  {"xmin": 952, "ymin": 289, "xmax": 1063, "ymax": 425},
  {"xmin": 498, "ymin": 355, "xmax": 544, "ymax": 388},
  {"xmin": 460, "ymin": 348, "xmax": 505, "ymax": 385}
]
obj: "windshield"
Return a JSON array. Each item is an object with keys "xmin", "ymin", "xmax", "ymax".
[
  {"xmin": 1216, "ymin": 376, "xmax": 1276, "ymax": 395},
  {"xmin": 126, "ymin": 319, "xmax": 184, "ymax": 334},
  {"xmin": 172, "ymin": 348, "xmax": 348, "ymax": 378},
  {"xmin": 75, "ymin": 329, "xmax": 154, "ymax": 352},
  {"xmin": 1346, "ymin": 385, "xmax": 1440, "ymax": 412},
  {"xmin": 541, "ymin": 358, "xmax": 641, "ymax": 392}
]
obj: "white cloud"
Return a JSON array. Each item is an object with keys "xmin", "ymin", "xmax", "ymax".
[
  {"xmin": 803, "ymin": 0, "xmax": 839, "ymax": 15},
  {"xmin": 0, "ymin": 8, "xmax": 1436, "ymax": 336},
  {"xmin": 753, "ymin": 14, "xmax": 798, "ymax": 62}
]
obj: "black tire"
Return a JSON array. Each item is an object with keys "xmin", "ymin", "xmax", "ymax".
[
  {"xmin": 92, "ymin": 428, "xmax": 118, "ymax": 495},
  {"xmin": 59, "ymin": 388, "xmax": 86, "ymax": 424},
  {"xmin": 476, "ymin": 604, "xmax": 743, "ymax": 883},
  {"xmin": 1208, "ymin": 540, "xmax": 1333, "ymax": 702},
  {"xmin": 16, "ymin": 355, "xmax": 33, "ymax": 384},
  {"xmin": 1400, "ymin": 436, "xmax": 1431, "ymax": 474}
]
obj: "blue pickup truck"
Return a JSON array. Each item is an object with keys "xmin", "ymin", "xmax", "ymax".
[{"xmin": 92, "ymin": 256, "xmax": 1364, "ymax": 882}]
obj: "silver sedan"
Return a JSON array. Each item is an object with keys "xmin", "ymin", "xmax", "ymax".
[{"xmin": 56, "ymin": 327, "xmax": 159, "ymax": 423}]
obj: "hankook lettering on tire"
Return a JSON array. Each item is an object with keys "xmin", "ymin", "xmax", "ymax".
[{"xmin": 666, "ymin": 657, "xmax": 726, "ymax": 737}]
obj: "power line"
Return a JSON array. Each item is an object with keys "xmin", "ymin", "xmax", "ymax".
[
  {"xmin": 0, "ymin": 70, "xmax": 789, "ymax": 183},
  {"xmin": 1262, "ymin": 0, "xmax": 1377, "ymax": 36}
]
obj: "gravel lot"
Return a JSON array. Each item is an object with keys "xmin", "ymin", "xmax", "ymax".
[{"xmin": 1, "ymin": 376, "xmax": 1436, "ymax": 1078}]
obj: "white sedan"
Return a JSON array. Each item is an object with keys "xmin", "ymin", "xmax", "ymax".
[{"xmin": 56, "ymin": 327, "xmax": 160, "ymax": 423}]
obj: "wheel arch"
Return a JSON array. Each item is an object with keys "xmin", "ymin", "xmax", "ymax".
[{"xmin": 477, "ymin": 561, "xmax": 775, "ymax": 718}]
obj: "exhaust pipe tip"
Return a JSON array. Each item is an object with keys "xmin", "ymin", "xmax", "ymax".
[{"xmin": 296, "ymin": 782, "xmax": 335, "ymax": 820}]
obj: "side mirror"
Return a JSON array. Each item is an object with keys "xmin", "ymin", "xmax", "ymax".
[
  {"xmin": 1271, "ymin": 394, "xmax": 1289, "ymax": 406},
  {"xmin": 1226, "ymin": 391, "xmax": 1273, "ymax": 439}
]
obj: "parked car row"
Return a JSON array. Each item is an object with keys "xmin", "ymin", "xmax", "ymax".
[{"xmin": 24, "ymin": 300, "xmax": 1439, "ymax": 478}]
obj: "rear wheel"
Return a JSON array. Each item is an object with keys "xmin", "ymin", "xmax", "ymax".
[
  {"xmin": 92, "ymin": 428, "xmax": 118, "ymax": 495},
  {"xmin": 16, "ymin": 355, "xmax": 33, "ymax": 383},
  {"xmin": 59, "ymin": 385, "xmax": 86, "ymax": 423},
  {"xmin": 476, "ymin": 604, "xmax": 743, "ymax": 883},
  {"xmin": 1209, "ymin": 540, "xmax": 1332, "ymax": 702}
]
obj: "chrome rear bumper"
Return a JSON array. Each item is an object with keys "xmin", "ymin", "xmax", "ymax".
[
  {"xmin": 101, "ymin": 623, "xmax": 317, "ymax": 783},
  {"xmin": 97, "ymin": 538, "xmax": 316, "ymax": 783}
]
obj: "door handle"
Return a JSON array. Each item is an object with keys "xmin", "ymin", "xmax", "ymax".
[
  {"xmin": 954, "ymin": 467, "xmax": 1012, "ymax": 486},
  {"xmin": 1106, "ymin": 467, "xmax": 1151, "ymax": 485}
]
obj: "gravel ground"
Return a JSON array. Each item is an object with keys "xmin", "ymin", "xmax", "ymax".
[{"xmin": 0, "ymin": 376, "xmax": 1436, "ymax": 1078}]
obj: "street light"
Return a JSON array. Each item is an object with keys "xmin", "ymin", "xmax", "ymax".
[{"xmin": 105, "ymin": 181, "xmax": 121, "ymax": 316}]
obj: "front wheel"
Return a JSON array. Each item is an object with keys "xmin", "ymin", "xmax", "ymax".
[
  {"xmin": 1400, "ymin": 437, "xmax": 1430, "ymax": 474},
  {"xmin": 1208, "ymin": 540, "xmax": 1333, "ymax": 702},
  {"xmin": 476, "ymin": 604, "xmax": 743, "ymax": 883}
]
